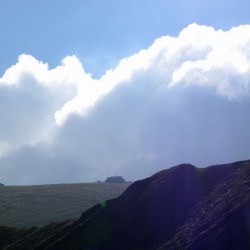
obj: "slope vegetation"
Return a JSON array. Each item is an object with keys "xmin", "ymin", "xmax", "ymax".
[{"xmin": 0, "ymin": 182, "xmax": 131, "ymax": 227}]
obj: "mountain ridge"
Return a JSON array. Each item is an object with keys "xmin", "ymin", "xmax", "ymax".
[{"xmin": 1, "ymin": 160, "xmax": 249, "ymax": 249}]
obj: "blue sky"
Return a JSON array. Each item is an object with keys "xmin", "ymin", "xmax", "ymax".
[
  {"xmin": 0, "ymin": 1, "xmax": 250, "ymax": 185},
  {"xmin": 1, "ymin": 0, "xmax": 249, "ymax": 77}
]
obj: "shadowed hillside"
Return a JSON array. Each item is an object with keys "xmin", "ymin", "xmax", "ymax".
[{"xmin": 1, "ymin": 160, "xmax": 249, "ymax": 249}]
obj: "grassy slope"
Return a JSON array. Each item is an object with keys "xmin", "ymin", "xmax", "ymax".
[{"xmin": 0, "ymin": 182, "xmax": 131, "ymax": 228}]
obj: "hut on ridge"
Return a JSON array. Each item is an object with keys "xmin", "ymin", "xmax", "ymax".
[{"xmin": 105, "ymin": 176, "xmax": 125, "ymax": 183}]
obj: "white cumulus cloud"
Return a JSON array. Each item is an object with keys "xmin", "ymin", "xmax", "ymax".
[
  {"xmin": 0, "ymin": 23, "xmax": 250, "ymax": 185},
  {"xmin": 0, "ymin": 55, "xmax": 79, "ymax": 152},
  {"xmin": 57, "ymin": 23, "xmax": 250, "ymax": 125}
]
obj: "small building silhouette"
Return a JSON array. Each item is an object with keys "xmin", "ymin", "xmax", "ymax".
[
  {"xmin": 0, "ymin": 183, "xmax": 4, "ymax": 187},
  {"xmin": 105, "ymin": 176, "xmax": 125, "ymax": 183}
]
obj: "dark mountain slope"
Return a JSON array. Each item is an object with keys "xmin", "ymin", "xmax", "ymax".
[
  {"xmin": 1, "ymin": 160, "xmax": 249, "ymax": 250},
  {"xmin": 159, "ymin": 161, "xmax": 250, "ymax": 249},
  {"xmin": 1, "ymin": 221, "xmax": 75, "ymax": 250},
  {"xmin": 0, "ymin": 226, "xmax": 28, "ymax": 249}
]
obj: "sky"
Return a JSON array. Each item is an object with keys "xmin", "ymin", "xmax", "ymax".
[{"xmin": 0, "ymin": 0, "xmax": 250, "ymax": 185}]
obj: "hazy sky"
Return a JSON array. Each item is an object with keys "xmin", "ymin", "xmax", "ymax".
[{"xmin": 0, "ymin": 1, "xmax": 250, "ymax": 185}]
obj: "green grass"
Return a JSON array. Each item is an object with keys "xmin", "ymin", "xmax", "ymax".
[{"xmin": 0, "ymin": 182, "xmax": 131, "ymax": 228}]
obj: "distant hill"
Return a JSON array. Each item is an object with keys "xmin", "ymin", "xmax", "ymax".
[
  {"xmin": 0, "ymin": 182, "xmax": 131, "ymax": 228},
  {"xmin": 0, "ymin": 160, "xmax": 249, "ymax": 250}
]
